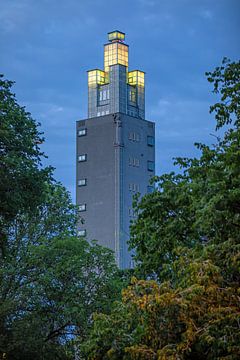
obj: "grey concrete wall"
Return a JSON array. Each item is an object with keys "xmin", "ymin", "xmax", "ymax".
[
  {"xmin": 76, "ymin": 113, "xmax": 155, "ymax": 269},
  {"xmin": 76, "ymin": 115, "xmax": 116, "ymax": 251}
]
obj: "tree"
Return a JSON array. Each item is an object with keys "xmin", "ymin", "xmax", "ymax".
[
  {"xmin": 129, "ymin": 58, "xmax": 240, "ymax": 279},
  {"xmin": 82, "ymin": 59, "xmax": 240, "ymax": 359},
  {"xmin": 82, "ymin": 256, "xmax": 240, "ymax": 359},
  {"xmin": 0, "ymin": 75, "xmax": 52, "ymax": 255},
  {"xmin": 0, "ymin": 77, "xmax": 123, "ymax": 359}
]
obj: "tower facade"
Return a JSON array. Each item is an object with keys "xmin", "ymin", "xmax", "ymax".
[{"xmin": 76, "ymin": 31, "xmax": 155, "ymax": 268}]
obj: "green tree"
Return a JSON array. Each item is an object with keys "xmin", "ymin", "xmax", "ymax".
[
  {"xmin": 129, "ymin": 58, "xmax": 240, "ymax": 279},
  {"xmin": 0, "ymin": 77, "xmax": 123, "ymax": 359},
  {"xmin": 82, "ymin": 59, "xmax": 240, "ymax": 359},
  {"xmin": 0, "ymin": 75, "xmax": 52, "ymax": 255}
]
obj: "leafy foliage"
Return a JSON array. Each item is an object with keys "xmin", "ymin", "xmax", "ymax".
[
  {"xmin": 129, "ymin": 58, "xmax": 240, "ymax": 279},
  {"xmin": 82, "ymin": 59, "xmax": 240, "ymax": 359},
  {"xmin": 0, "ymin": 76, "xmax": 122, "ymax": 359},
  {"xmin": 0, "ymin": 74, "xmax": 52, "ymax": 232}
]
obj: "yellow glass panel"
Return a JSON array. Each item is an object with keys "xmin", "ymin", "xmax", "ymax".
[
  {"xmin": 108, "ymin": 31, "xmax": 125, "ymax": 42},
  {"xmin": 128, "ymin": 71, "xmax": 145, "ymax": 87},
  {"xmin": 88, "ymin": 70, "xmax": 106, "ymax": 86},
  {"xmin": 104, "ymin": 42, "xmax": 128, "ymax": 71}
]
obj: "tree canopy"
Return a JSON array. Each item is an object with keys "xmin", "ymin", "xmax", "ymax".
[
  {"xmin": 82, "ymin": 59, "xmax": 240, "ymax": 359},
  {"xmin": 0, "ymin": 76, "xmax": 123, "ymax": 359}
]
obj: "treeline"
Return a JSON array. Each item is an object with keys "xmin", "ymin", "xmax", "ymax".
[{"xmin": 0, "ymin": 59, "xmax": 239, "ymax": 359}]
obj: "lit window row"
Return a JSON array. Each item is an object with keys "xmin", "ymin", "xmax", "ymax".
[
  {"xmin": 97, "ymin": 110, "xmax": 109, "ymax": 117},
  {"xmin": 108, "ymin": 31, "xmax": 125, "ymax": 42},
  {"xmin": 104, "ymin": 43, "xmax": 128, "ymax": 72},
  {"xmin": 129, "ymin": 157, "xmax": 140, "ymax": 167},
  {"xmin": 129, "ymin": 183, "xmax": 140, "ymax": 192},
  {"xmin": 129, "ymin": 132, "xmax": 140, "ymax": 142},
  {"xmin": 128, "ymin": 71, "xmax": 145, "ymax": 87},
  {"xmin": 99, "ymin": 89, "xmax": 110, "ymax": 101}
]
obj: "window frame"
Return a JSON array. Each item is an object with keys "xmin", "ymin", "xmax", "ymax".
[
  {"xmin": 147, "ymin": 160, "xmax": 154, "ymax": 172},
  {"xmin": 78, "ymin": 179, "xmax": 87, "ymax": 187},
  {"xmin": 78, "ymin": 154, "xmax": 87, "ymax": 162},
  {"xmin": 78, "ymin": 128, "xmax": 87, "ymax": 137},
  {"xmin": 79, "ymin": 204, "xmax": 86, "ymax": 212}
]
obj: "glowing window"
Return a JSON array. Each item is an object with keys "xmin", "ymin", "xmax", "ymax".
[
  {"xmin": 128, "ymin": 71, "xmax": 145, "ymax": 87},
  {"xmin": 104, "ymin": 43, "xmax": 128, "ymax": 72},
  {"xmin": 88, "ymin": 69, "xmax": 106, "ymax": 86},
  {"xmin": 108, "ymin": 30, "xmax": 125, "ymax": 42}
]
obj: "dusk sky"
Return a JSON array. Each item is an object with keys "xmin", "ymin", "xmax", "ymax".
[{"xmin": 1, "ymin": 0, "xmax": 239, "ymax": 201}]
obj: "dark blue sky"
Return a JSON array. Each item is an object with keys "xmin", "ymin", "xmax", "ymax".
[{"xmin": 1, "ymin": 0, "xmax": 239, "ymax": 201}]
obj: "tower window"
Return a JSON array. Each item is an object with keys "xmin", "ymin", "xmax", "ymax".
[
  {"xmin": 147, "ymin": 161, "xmax": 154, "ymax": 172},
  {"xmin": 79, "ymin": 204, "xmax": 86, "ymax": 212},
  {"xmin": 78, "ymin": 179, "xmax": 87, "ymax": 186},
  {"xmin": 129, "ymin": 157, "xmax": 140, "ymax": 167},
  {"xmin": 129, "ymin": 89, "xmax": 136, "ymax": 103},
  {"xmin": 78, "ymin": 154, "xmax": 87, "ymax": 162},
  {"xmin": 78, "ymin": 229, "xmax": 86, "ymax": 237},
  {"xmin": 147, "ymin": 136, "xmax": 154, "ymax": 146},
  {"xmin": 129, "ymin": 132, "xmax": 140, "ymax": 142},
  {"xmin": 129, "ymin": 183, "xmax": 140, "ymax": 192},
  {"xmin": 78, "ymin": 129, "xmax": 87, "ymax": 137}
]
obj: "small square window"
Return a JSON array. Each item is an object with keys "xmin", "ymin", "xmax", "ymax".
[
  {"xmin": 78, "ymin": 229, "xmax": 86, "ymax": 237},
  {"xmin": 79, "ymin": 204, "xmax": 86, "ymax": 212},
  {"xmin": 78, "ymin": 128, "xmax": 87, "ymax": 137},
  {"xmin": 78, "ymin": 154, "xmax": 87, "ymax": 162},
  {"xmin": 147, "ymin": 161, "xmax": 154, "ymax": 172},
  {"xmin": 78, "ymin": 179, "xmax": 87, "ymax": 186},
  {"xmin": 147, "ymin": 185, "xmax": 154, "ymax": 193},
  {"xmin": 147, "ymin": 136, "xmax": 154, "ymax": 146}
]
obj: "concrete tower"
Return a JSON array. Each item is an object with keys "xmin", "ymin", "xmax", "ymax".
[{"xmin": 76, "ymin": 31, "xmax": 155, "ymax": 268}]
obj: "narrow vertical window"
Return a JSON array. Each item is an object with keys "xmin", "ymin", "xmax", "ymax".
[
  {"xmin": 147, "ymin": 161, "xmax": 154, "ymax": 172},
  {"xmin": 147, "ymin": 136, "xmax": 154, "ymax": 146}
]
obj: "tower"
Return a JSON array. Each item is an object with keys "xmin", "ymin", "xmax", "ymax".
[{"xmin": 76, "ymin": 31, "xmax": 155, "ymax": 268}]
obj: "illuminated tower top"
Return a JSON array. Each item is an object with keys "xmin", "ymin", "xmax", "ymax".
[{"xmin": 87, "ymin": 31, "xmax": 145, "ymax": 119}]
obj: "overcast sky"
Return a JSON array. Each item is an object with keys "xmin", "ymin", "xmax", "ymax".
[{"xmin": 1, "ymin": 0, "xmax": 239, "ymax": 201}]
